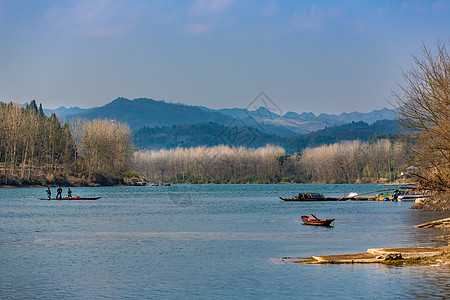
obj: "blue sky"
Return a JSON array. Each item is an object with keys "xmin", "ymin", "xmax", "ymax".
[{"xmin": 0, "ymin": 0, "xmax": 448, "ymax": 114}]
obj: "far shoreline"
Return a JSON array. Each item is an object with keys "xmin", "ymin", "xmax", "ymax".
[{"xmin": 0, "ymin": 181, "xmax": 409, "ymax": 188}]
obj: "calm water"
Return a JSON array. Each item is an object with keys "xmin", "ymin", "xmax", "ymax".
[{"xmin": 1, "ymin": 184, "xmax": 449, "ymax": 299}]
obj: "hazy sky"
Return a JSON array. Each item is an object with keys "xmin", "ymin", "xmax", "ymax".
[{"xmin": 0, "ymin": 0, "xmax": 449, "ymax": 114}]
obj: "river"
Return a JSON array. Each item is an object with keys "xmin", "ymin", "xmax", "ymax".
[{"xmin": 1, "ymin": 184, "xmax": 449, "ymax": 299}]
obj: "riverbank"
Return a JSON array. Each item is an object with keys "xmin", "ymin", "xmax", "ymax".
[
  {"xmin": 277, "ymin": 246, "xmax": 450, "ymax": 266},
  {"xmin": 0, "ymin": 179, "xmax": 411, "ymax": 187},
  {"xmin": 0, "ymin": 172, "xmax": 125, "ymax": 188}
]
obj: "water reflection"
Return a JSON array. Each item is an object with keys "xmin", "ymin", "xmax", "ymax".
[
  {"xmin": 390, "ymin": 266, "xmax": 450, "ymax": 299},
  {"xmin": 404, "ymin": 209, "xmax": 450, "ymax": 247}
]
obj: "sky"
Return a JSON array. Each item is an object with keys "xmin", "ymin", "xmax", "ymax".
[{"xmin": 0, "ymin": 0, "xmax": 449, "ymax": 114}]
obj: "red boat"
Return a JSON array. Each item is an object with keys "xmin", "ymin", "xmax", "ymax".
[
  {"xmin": 38, "ymin": 196, "xmax": 101, "ymax": 200},
  {"xmin": 301, "ymin": 214, "xmax": 335, "ymax": 226}
]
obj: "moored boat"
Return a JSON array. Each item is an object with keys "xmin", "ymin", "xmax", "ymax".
[
  {"xmin": 279, "ymin": 193, "xmax": 339, "ymax": 201},
  {"xmin": 373, "ymin": 184, "xmax": 429, "ymax": 201},
  {"xmin": 397, "ymin": 194, "xmax": 432, "ymax": 201},
  {"xmin": 301, "ymin": 215, "xmax": 335, "ymax": 226}
]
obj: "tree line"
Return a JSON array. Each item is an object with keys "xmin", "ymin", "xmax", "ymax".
[
  {"xmin": 133, "ymin": 145, "xmax": 287, "ymax": 184},
  {"xmin": 132, "ymin": 140, "xmax": 410, "ymax": 184},
  {"xmin": 0, "ymin": 101, "xmax": 132, "ymax": 186},
  {"xmin": 299, "ymin": 139, "xmax": 409, "ymax": 183}
]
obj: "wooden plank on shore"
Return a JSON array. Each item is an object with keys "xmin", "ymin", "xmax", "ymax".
[{"xmin": 416, "ymin": 217, "xmax": 450, "ymax": 228}]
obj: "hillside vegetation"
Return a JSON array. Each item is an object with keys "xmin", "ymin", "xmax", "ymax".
[{"xmin": 133, "ymin": 120, "xmax": 400, "ymax": 153}]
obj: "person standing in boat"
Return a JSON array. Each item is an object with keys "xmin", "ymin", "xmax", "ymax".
[
  {"xmin": 67, "ymin": 188, "xmax": 72, "ymax": 198},
  {"xmin": 393, "ymin": 190, "xmax": 399, "ymax": 201},
  {"xmin": 56, "ymin": 186, "xmax": 62, "ymax": 199},
  {"xmin": 46, "ymin": 187, "xmax": 51, "ymax": 199}
]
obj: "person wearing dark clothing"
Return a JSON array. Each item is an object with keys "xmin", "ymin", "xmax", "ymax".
[
  {"xmin": 56, "ymin": 186, "xmax": 62, "ymax": 199},
  {"xmin": 46, "ymin": 188, "xmax": 51, "ymax": 199},
  {"xmin": 393, "ymin": 190, "xmax": 399, "ymax": 201},
  {"xmin": 67, "ymin": 188, "xmax": 72, "ymax": 198}
]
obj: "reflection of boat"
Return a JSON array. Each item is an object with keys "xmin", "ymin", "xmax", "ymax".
[
  {"xmin": 38, "ymin": 197, "xmax": 101, "ymax": 200},
  {"xmin": 301, "ymin": 215, "xmax": 335, "ymax": 226}
]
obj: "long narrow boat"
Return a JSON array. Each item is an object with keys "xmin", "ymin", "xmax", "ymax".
[
  {"xmin": 279, "ymin": 193, "xmax": 339, "ymax": 201},
  {"xmin": 280, "ymin": 196, "xmax": 340, "ymax": 201},
  {"xmin": 38, "ymin": 197, "xmax": 101, "ymax": 200},
  {"xmin": 301, "ymin": 215, "xmax": 335, "ymax": 226}
]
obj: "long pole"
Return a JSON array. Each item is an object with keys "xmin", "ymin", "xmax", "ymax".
[{"xmin": 338, "ymin": 187, "xmax": 409, "ymax": 200}]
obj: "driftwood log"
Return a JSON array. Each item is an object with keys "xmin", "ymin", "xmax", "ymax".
[{"xmin": 416, "ymin": 217, "xmax": 450, "ymax": 228}]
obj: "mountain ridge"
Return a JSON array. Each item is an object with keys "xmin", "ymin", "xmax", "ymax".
[{"xmin": 44, "ymin": 97, "xmax": 396, "ymax": 137}]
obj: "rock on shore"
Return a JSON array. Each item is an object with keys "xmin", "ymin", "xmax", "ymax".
[{"xmin": 411, "ymin": 193, "xmax": 450, "ymax": 211}]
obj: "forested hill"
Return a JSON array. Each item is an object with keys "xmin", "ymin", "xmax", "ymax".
[
  {"xmin": 133, "ymin": 122, "xmax": 284, "ymax": 150},
  {"xmin": 281, "ymin": 120, "xmax": 400, "ymax": 153},
  {"xmin": 133, "ymin": 119, "xmax": 400, "ymax": 152},
  {"xmin": 72, "ymin": 97, "xmax": 233, "ymax": 130}
]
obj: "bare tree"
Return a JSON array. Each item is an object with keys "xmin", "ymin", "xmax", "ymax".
[
  {"xmin": 132, "ymin": 145, "xmax": 286, "ymax": 183},
  {"xmin": 299, "ymin": 140, "xmax": 407, "ymax": 183},
  {"xmin": 394, "ymin": 40, "xmax": 450, "ymax": 191},
  {"xmin": 80, "ymin": 119, "xmax": 132, "ymax": 180}
]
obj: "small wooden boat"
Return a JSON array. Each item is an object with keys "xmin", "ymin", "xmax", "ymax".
[
  {"xmin": 301, "ymin": 214, "xmax": 335, "ymax": 226},
  {"xmin": 38, "ymin": 197, "xmax": 101, "ymax": 200}
]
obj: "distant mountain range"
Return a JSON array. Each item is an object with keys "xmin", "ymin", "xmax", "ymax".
[
  {"xmin": 44, "ymin": 97, "xmax": 397, "ymax": 139},
  {"xmin": 205, "ymin": 105, "xmax": 395, "ymax": 135}
]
